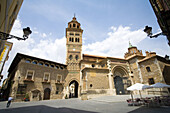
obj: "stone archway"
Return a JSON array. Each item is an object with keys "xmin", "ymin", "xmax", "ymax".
[
  {"xmin": 69, "ymin": 80, "xmax": 79, "ymax": 98},
  {"xmin": 43, "ymin": 88, "xmax": 51, "ymax": 100},
  {"xmin": 112, "ymin": 66, "xmax": 129, "ymax": 95}
]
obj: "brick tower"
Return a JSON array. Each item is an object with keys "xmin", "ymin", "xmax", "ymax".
[{"xmin": 65, "ymin": 16, "xmax": 83, "ymax": 98}]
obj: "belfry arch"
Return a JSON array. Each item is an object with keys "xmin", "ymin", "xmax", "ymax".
[
  {"xmin": 112, "ymin": 66, "xmax": 129, "ymax": 95},
  {"xmin": 69, "ymin": 80, "xmax": 79, "ymax": 98}
]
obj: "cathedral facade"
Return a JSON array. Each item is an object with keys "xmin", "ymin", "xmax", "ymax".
[{"xmin": 2, "ymin": 16, "xmax": 170, "ymax": 101}]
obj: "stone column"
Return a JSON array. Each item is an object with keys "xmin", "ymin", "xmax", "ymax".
[{"xmin": 107, "ymin": 59, "xmax": 114, "ymax": 95}]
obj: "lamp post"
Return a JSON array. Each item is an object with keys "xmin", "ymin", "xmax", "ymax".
[
  {"xmin": 143, "ymin": 26, "xmax": 165, "ymax": 38},
  {"xmin": 0, "ymin": 27, "xmax": 32, "ymax": 56}
]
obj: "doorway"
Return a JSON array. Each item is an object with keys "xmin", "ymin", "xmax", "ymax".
[
  {"xmin": 69, "ymin": 80, "xmax": 79, "ymax": 98},
  {"xmin": 43, "ymin": 88, "xmax": 51, "ymax": 100},
  {"xmin": 114, "ymin": 76, "xmax": 125, "ymax": 95}
]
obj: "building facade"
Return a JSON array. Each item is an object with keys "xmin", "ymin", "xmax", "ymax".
[
  {"xmin": 0, "ymin": 0, "xmax": 23, "ymax": 83},
  {"xmin": 3, "ymin": 16, "xmax": 170, "ymax": 101},
  {"xmin": 149, "ymin": 0, "xmax": 170, "ymax": 46}
]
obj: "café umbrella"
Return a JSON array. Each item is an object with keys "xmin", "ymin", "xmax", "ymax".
[
  {"xmin": 151, "ymin": 83, "xmax": 170, "ymax": 95},
  {"xmin": 127, "ymin": 83, "xmax": 151, "ymax": 99},
  {"xmin": 150, "ymin": 83, "xmax": 170, "ymax": 88}
]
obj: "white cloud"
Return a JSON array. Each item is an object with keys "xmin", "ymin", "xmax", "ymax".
[
  {"xmin": 83, "ymin": 25, "xmax": 147, "ymax": 58},
  {"xmin": 1, "ymin": 19, "xmax": 66, "ymax": 85}
]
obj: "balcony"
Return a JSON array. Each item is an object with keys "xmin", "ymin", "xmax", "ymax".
[
  {"xmin": 42, "ymin": 79, "xmax": 50, "ymax": 83},
  {"xmin": 55, "ymin": 80, "xmax": 64, "ymax": 84},
  {"xmin": 23, "ymin": 79, "xmax": 34, "ymax": 82}
]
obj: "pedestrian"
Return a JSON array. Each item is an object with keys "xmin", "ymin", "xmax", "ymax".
[{"xmin": 6, "ymin": 96, "xmax": 13, "ymax": 108}]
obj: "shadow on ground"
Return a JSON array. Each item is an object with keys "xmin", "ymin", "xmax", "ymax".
[
  {"xmin": 0, "ymin": 105, "xmax": 99, "ymax": 113},
  {"xmin": 128, "ymin": 106, "xmax": 170, "ymax": 113}
]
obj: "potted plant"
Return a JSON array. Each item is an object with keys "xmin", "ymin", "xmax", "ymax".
[{"xmin": 24, "ymin": 93, "xmax": 30, "ymax": 102}]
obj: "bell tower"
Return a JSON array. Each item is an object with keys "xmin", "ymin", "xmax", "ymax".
[{"xmin": 66, "ymin": 16, "xmax": 83, "ymax": 84}]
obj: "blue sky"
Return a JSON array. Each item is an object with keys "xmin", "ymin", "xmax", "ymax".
[
  {"xmin": 1, "ymin": 0, "xmax": 170, "ymax": 85},
  {"xmin": 19, "ymin": 0, "xmax": 159, "ymax": 42}
]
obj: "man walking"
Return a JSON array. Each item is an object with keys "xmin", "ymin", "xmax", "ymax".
[{"xmin": 6, "ymin": 96, "xmax": 13, "ymax": 108}]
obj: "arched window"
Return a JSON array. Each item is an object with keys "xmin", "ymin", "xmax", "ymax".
[
  {"xmin": 56, "ymin": 66, "xmax": 59, "ymax": 69},
  {"xmin": 146, "ymin": 66, "xmax": 151, "ymax": 72},
  {"xmin": 50, "ymin": 65, "xmax": 54, "ymax": 68},
  {"xmin": 69, "ymin": 55, "xmax": 73, "ymax": 60},
  {"xmin": 69, "ymin": 24, "xmax": 71, "ymax": 28},
  {"xmin": 77, "ymin": 25, "xmax": 79, "ymax": 28},
  {"xmin": 32, "ymin": 61, "xmax": 37, "ymax": 64},
  {"xmin": 75, "ymin": 55, "xmax": 79, "ymax": 60},
  {"xmin": 39, "ymin": 62, "xmax": 43, "ymax": 66},
  {"xmin": 75, "ymin": 38, "xmax": 77, "ymax": 42},
  {"xmin": 69, "ymin": 37, "xmax": 72, "ymax": 42},
  {"xmin": 72, "ymin": 38, "xmax": 74, "ymax": 42},
  {"xmin": 26, "ymin": 60, "xmax": 31, "ymax": 63},
  {"xmin": 45, "ymin": 63, "xmax": 49, "ymax": 67},
  {"xmin": 60, "ymin": 67, "xmax": 63, "ymax": 70},
  {"xmin": 73, "ymin": 23, "xmax": 76, "ymax": 27}
]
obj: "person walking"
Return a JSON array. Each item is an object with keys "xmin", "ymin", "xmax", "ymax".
[{"xmin": 6, "ymin": 96, "xmax": 13, "ymax": 108}]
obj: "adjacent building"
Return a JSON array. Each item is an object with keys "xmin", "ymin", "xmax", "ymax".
[
  {"xmin": 0, "ymin": 0, "xmax": 23, "ymax": 83},
  {"xmin": 149, "ymin": 0, "xmax": 170, "ymax": 46},
  {"xmin": 2, "ymin": 16, "xmax": 170, "ymax": 101}
]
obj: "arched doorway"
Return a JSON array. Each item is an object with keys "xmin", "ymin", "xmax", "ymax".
[
  {"xmin": 112, "ymin": 66, "xmax": 129, "ymax": 95},
  {"xmin": 43, "ymin": 88, "xmax": 51, "ymax": 100},
  {"xmin": 114, "ymin": 76, "xmax": 125, "ymax": 95},
  {"xmin": 69, "ymin": 80, "xmax": 79, "ymax": 98}
]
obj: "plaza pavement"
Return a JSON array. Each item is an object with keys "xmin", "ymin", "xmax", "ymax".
[{"xmin": 0, "ymin": 95, "xmax": 170, "ymax": 113}]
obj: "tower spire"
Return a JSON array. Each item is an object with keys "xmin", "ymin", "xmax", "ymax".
[{"xmin": 129, "ymin": 41, "xmax": 133, "ymax": 48}]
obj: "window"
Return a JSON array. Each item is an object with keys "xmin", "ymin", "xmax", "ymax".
[
  {"xmin": 69, "ymin": 37, "xmax": 72, "ymax": 42},
  {"xmin": 73, "ymin": 23, "xmax": 76, "ymax": 27},
  {"xmin": 17, "ymin": 84, "xmax": 27, "ymax": 94},
  {"xmin": 75, "ymin": 33, "xmax": 79, "ymax": 36},
  {"xmin": 146, "ymin": 66, "xmax": 151, "ymax": 72},
  {"xmin": 69, "ymin": 55, "xmax": 73, "ymax": 60},
  {"xmin": 39, "ymin": 62, "xmax": 43, "ymax": 66},
  {"xmin": 77, "ymin": 25, "xmax": 79, "ymax": 28},
  {"xmin": 44, "ymin": 73, "xmax": 50, "ymax": 82},
  {"xmin": 26, "ymin": 60, "xmax": 31, "ymax": 63},
  {"xmin": 92, "ymin": 64, "xmax": 95, "ymax": 68},
  {"xmin": 60, "ymin": 67, "xmax": 63, "ymax": 70},
  {"xmin": 57, "ymin": 75, "xmax": 62, "ymax": 82},
  {"xmin": 69, "ymin": 24, "xmax": 71, "ymax": 28},
  {"xmin": 77, "ymin": 38, "xmax": 79, "ymax": 42},
  {"xmin": 148, "ymin": 78, "xmax": 155, "ymax": 85},
  {"xmin": 75, "ymin": 55, "xmax": 79, "ymax": 60},
  {"xmin": 101, "ymin": 64, "xmax": 105, "ymax": 68},
  {"xmin": 90, "ymin": 84, "xmax": 93, "ymax": 88},
  {"xmin": 69, "ymin": 33, "xmax": 74, "ymax": 35},
  {"xmin": 32, "ymin": 61, "xmax": 37, "ymax": 64},
  {"xmin": 26, "ymin": 70, "xmax": 34, "ymax": 80},
  {"xmin": 72, "ymin": 38, "xmax": 74, "ymax": 42},
  {"xmin": 56, "ymin": 65, "xmax": 59, "ymax": 69},
  {"xmin": 45, "ymin": 63, "xmax": 49, "ymax": 67},
  {"xmin": 50, "ymin": 65, "xmax": 54, "ymax": 68},
  {"xmin": 75, "ymin": 38, "xmax": 78, "ymax": 42},
  {"xmin": 131, "ymin": 71, "xmax": 133, "ymax": 74}
]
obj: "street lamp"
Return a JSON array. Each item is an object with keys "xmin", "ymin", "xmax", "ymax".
[
  {"xmin": 0, "ymin": 27, "xmax": 32, "ymax": 40},
  {"xmin": 143, "ymin": 26, "xmax": 165, "ymax": 38}
]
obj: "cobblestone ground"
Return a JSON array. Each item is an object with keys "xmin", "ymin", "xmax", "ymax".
[{"xmin": 0, "ymin": 98, "xmax": 170, "ymax": 113}]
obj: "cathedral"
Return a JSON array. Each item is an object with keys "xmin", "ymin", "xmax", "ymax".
[{"xmin": 2, "ymin": 16, "xmax": 170, "ymax": 101}]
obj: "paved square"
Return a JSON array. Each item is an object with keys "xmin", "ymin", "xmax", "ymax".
[{"xmin": 0, "ymin": 98, "xmax": 170, "ymax": 113}]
